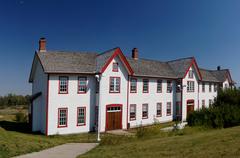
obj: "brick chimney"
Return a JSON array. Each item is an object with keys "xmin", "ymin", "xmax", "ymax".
[
  {"xmin": 132, "ymin": 48, "xmax": 138, "ymax": 60},
  {"xmin": 39, "ymin": 38, "xmax": 46, "ymax": 52},
  {"xmin": 217, "ymin": 66, "xmax": 221, "ymax": 71}
]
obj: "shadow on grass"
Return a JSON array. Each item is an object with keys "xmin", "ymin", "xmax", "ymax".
[{"xmin": 0, "ymin": 121, "xmax": 41, "ymax": 135}]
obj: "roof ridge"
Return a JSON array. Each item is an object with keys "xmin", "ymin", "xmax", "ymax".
[
  {"xmin": 97, "ymin": 47, "xmax": 119, "ymax": 56},
  {"xmin": 167, "ymin": 56, "xmax": 194, "ymax": 63},
  {"xmin": 38, "ymin": 50, "xmax": 98, "ymax": 54},
  {"xmin": 127, "ymin": 56, "xmax": 167, "ymax": 63}
]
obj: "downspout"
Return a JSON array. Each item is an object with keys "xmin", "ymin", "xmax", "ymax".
[
  {"xmin": 126, "ymin": 75, "xmax": 129, "ymax": 129},
  {"xmin": 95, "ymin": 74, "xmax": 101, "ymax": 141},
  {"xmin": 181, "ymin": 78, "xmax": 183, "ymax": 123}
]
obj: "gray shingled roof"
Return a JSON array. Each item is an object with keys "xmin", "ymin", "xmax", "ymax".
[
  {"xmin": 37, "ymin": 51, "xmax": 97, "ymax": 73},
  {"xmin": 167, "ymin": 57, "xmax": 193, "ymax": 78},
  {"xmin": 199, "ymin": 69, "xmax": 220, "ymax": 82},
  {"xmin": 30, "ymin": 48, "xmax": 232, "ymax": 84},
  {"xmin": 127, "ymin": 58, "xmax": 177, "ymax": 78}
]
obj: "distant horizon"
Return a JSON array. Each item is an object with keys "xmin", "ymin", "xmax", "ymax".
[{"xmin": 0, "ymin": 0, "xmax": 239, "ymax": 95}]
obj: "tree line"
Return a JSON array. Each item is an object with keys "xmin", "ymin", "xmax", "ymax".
[{"xmin": 0, "ymin": 94, "xmax": 30, "ymax": 107}]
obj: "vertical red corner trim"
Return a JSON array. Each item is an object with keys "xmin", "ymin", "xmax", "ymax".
[
  {"xmin": 126, "ymin": 75, "xmax": 129, "ymax": 128},
  {"xmin": 45, "ymin": 74, "xmax": 49, "ymax": 136},
  {"xmin": 76, "ymin": 107, "xmax": 86, "ymax": 126}
]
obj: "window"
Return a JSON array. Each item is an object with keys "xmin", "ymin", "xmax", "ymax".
[
  {"xmin": 157, "ymin": 80, "xmax": 162, "ymax": 93},
  {"xmin": 214, "ymin": 84, "xmax": 217, "ymax": 92},
  {"xmin": 59, "ymin": 76, "xmax": 68, "ymax": 94},
  {"xmin": 176, "ymin": 80, "xmax": 181, "ymax": 93},
  {"xmin": 109, "ymin": 77, "xmax": 120, "ymax": 93},
  {"xmin": 209, "ymin": 83, "xmax": 212, "ymax": 92},
  {"xmin": 156, "ymin": 103, "xmax": 162, "ymax": 117},
  {"xmin": 176, "ymin": 102, "xmax": 182, "ymax": 116},
  {"xmin": 167, "ymin": 102, "xmax": 171, "ymax": 116},
  {"xmin": 112, "ymin": 62, "xmax": 118, "ymax": 72},
  {"xmin": 78, "ymin": 77, "xmax": 87, "ymax": 93},
  {"xmin": 209, "ymin": 99, "xmax": 212, "ymax": 106},
  {"xmin": 58, "ymin": 108, "xmax": 67, "ymax": 127},
  {"xmin": 142, "ymin": 104, "xmax": 148, "ymax": 119},
  {"xmin": 130, "ymin": 78, "xmax": 137, "ymax": 93},
  {"xmin": 188, "ymin": 70, "xmax": 194, "ymax": 78},
  {"xmin": 202, "ymin": 83, "xmax": 205, "ymax": 92},
  {"xmin": 167, "ymin": 81, "xmax": 172, "ymax": 93},
  {"xmin": 130, "ymin": 104, "xmax": 136, "ymax": 121},
  {"xmin": 143, "ymin": 79, "xmax": 149, "ymax": 93},
  {"xmin": 187, "ymin": 81, "xmax": 195, "ymax": 92},
  {"xmin": 77, "ymin": 107, "xmax": 86, "ymax": 126},
  {"xmin": 202, "ymin": 100, "xmax": 205, "ymax": 108}
]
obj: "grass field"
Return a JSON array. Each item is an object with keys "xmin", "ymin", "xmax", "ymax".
[
  {"xmin": 0, "ymin": 106, "xmax": 97, "ymax": 158},
  {"xmin": 79, "ymin": 126, "xmax": 240, "ymax": 158}
]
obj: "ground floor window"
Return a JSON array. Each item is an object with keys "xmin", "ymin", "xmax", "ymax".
[
  {"xmin": 167, "ymin": 102, "xmax": 171, "ymax": 116},
  {"xmin": 202, "ymin": 100, "xmax": 205, "ymax": 108},
  {"xmin": 77, "ymin": 107, "xmax": 86, "ymax": 126},
  {"xmin": 156, "ymin": 103, "xmax": 162, "ymax": 117},
  {"xmin": 58, "ymin": 108, "xmax": 68, "ymax": 127},
  {"xmin": 130, "ymin": 104, "xmax": 136, "ymax": 121},
  {"xmin": 142, "ymin": 104, "xmax": 148, "ymax": 119}
]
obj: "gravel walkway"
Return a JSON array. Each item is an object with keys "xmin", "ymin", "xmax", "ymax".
[{"xmin": 14, "ymin": 143, "xmax": 98, "ymax": 158}]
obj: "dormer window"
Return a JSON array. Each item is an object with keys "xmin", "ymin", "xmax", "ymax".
[{"xmin": 112, "ymin": 62, "xmax": 118, "ymax": 72}]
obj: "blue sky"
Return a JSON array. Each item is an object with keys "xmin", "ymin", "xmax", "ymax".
[{"xmin": 0, "ymin": 0, "xmax": 239, "ymax": 95}]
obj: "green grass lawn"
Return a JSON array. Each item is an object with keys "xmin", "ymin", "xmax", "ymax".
[
  {"xmin": 79, "ymin": 126, "xmax": 240, "ymax": 158},
  {"xmin": 0, "ymin": 106, "xmax": 97, "ymax": 158}
]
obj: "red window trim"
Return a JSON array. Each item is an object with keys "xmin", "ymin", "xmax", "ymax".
[
  {"xmin": 142, "ymin": 79, "xmax": 149, "ymax": 93},
  {"xmin": 130, "ymin": 78, "xmax": 137, "ymax": 93},
  {"xmin": 156, "ymin": 102, "xmax": 162, "ymax": 117},
  {"xmin": 58, "ymin": 76, "xmax": 69, "ymax": 94},
  {"xmin": 187, "ymin": 81, "xmax": 195, "ymax": 92},
  {"xmin": 167, "ymin": 80, "xmax": 172, "ymax": 93},
  {"xmin": 57, "ymin": 108, "xmax": 68, "ymax": 128},
  {"xmin": 129, "ymin": 104, "xmax": 136, "ymax": 121},
  {"xmin": 166, "ymin": 102, "xmax": 172, "ymax": 116},
  {"xmin": 202, "ymin": 82, "xmax": 205, "ymax": 92},
  {"xmin": 112, "ymin": 62, "xmax": 119, "ymax": 72},
  {"xmin": 77, "ymin": 76, "xmax": 87, "ymax": 94},
  {"xmin": 76, "ymin": 107, "xmax": 86, "ymax": 126},
  {"xmin": 188, "ymin": 70, "xmax": 194, "ymax": 79},
  {"xmin": 142, "ymin": 103, "xmax": 148, "ymax": 119},
  {"xmin": 109, "ymin": 76, "xmax": 121, "ymax": 93},
  {"xmin": 156, "ymin": 79, "xmax": 162, "ymax": 93}
]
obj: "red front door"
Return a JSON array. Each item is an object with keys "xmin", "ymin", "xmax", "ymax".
[
  {"xmin": 187, "ymin": 100, "xmax": 194, "ymax": 116},
  {"xmin": 106, "ymin": 105, "xmax": 122, "ymax": 131}
]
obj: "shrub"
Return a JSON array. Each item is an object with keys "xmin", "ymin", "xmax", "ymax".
[{"xmin": 15, "ymin": 112, "xmax": 27, "ymax": 123}]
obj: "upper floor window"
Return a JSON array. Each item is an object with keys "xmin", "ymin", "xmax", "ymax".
[
  {"xmin": 209, "ymin": 83, "xmax": 212, "ymax": 92},
  {"xmin": 130, "ymin": 104, "xmax": 136, "ymax": 121},
  {"xmin": 112, "ymin": 62, "xmax": 118, "ymax": 72},
  {"xmin": 59, "ymin": 76, "xmax": 68, "ymax": 94},
  {"xmin": 142, "ymin": 103, "xmax": 148, "ymax": 119},
  {"xmin": 176, "ymin": 80, "xmax": 181, "ymax": 93},
  {"xmin": 109, "ymin": 77, "xmax": 120, "ymax": 93},
  {"xmin": 214, "ymin": 84, "xmax": 217, "ymax": 92},
  {"xmin": 156, "ymin": 103, "xmax": 162, "ymax": 117},
  {"xmin": 130, "ymin": 78, "xmax": 137, "ymax": 93},
  {"xmin": 187, "ymin": 81, "xmax": 195, "ymax": 92},
  {"xmin": 209, "ymin": 99, "xmax": 213, "ymax": 106},
  {"xmin": 78, "ymin": 77, "xmax": 87, "ymax": 94},
  {"xmin": 202, "ymin": 100, "xmax": 205, "ymax": 108},
  {"xmin": 188, "ymin": 70, "xmax": 194, "ymax": 78},
  {"xmin": 143, "ymin": 79, "xmax": 149, "ymax": 93},
  {"xmin": 157, "ymin": 80, "xmax": 162, "ymax": 93},
  {"xmin": 77, "ymin": 107, "xmax": 86, "ymax": 126},
  {"xmin": 167, "ymin": 102, "xmax": 171, "ymax": 116},
  {"xmin": 202, "ymin": 83, "xmax": 205, "ymax": 92},
  {"xmin": 167, "ymin": 81, "xmax": 172, "ymax": 93},
  {"xmin": 58, "ymin": 108, "xmax": 68, "ymax": 127}
]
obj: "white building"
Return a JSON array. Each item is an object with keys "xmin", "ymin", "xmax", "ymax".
[{"xmin": 29, "ymin": 38, "xmax": 235, "ymax": 135}]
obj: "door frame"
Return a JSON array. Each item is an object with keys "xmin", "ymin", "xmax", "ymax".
[{"xmin": 105, "ymin": 104, "xmax": 123, "ymax": 131}]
